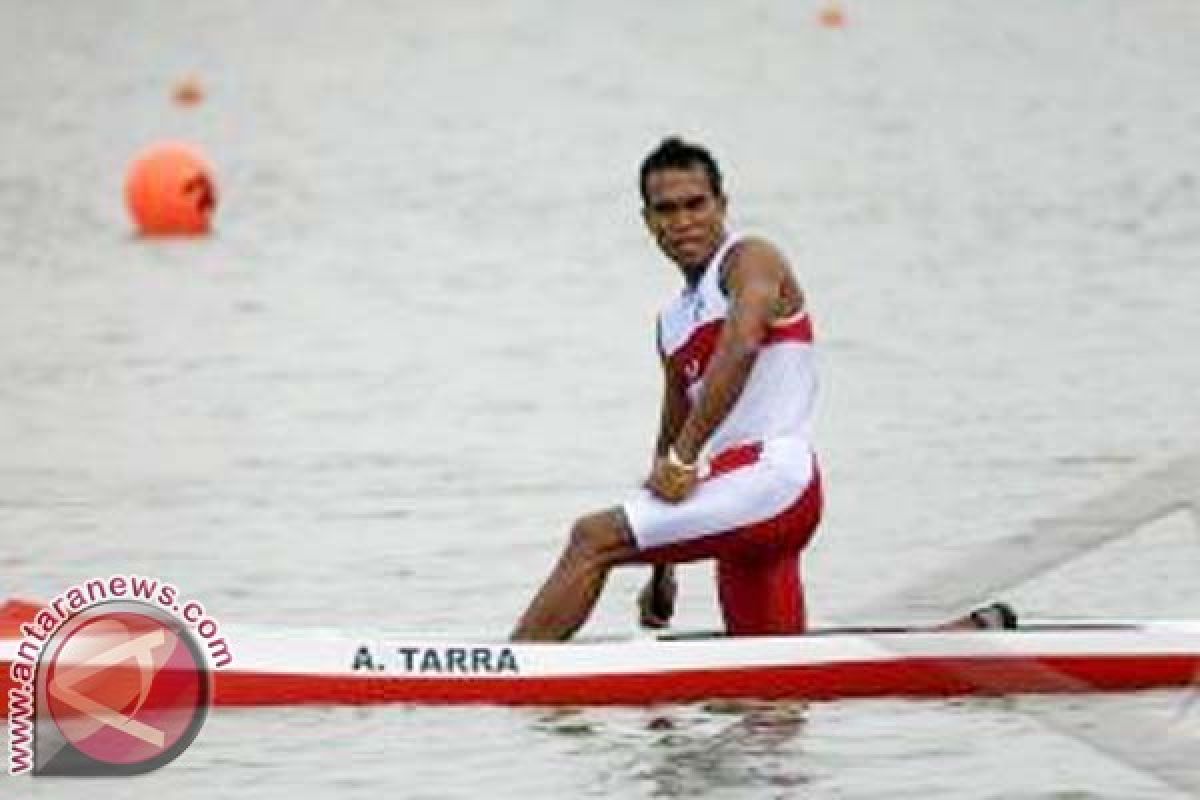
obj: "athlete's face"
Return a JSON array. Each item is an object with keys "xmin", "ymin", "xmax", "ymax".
[{"xmin": 642, "ymin": 166, "xmax": 727, "ymax": 271}]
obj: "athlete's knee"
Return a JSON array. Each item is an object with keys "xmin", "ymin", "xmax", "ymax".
[{"xmin": 567, "ymin": 510, "xmax": 634, "ymax": 565}]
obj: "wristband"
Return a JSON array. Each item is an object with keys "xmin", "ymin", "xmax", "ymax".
[{"xmin": 667, "ymin": 446, "xmax": 697, "ymax": 471}]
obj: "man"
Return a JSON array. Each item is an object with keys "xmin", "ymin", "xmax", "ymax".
[{"xmin": 513, "ymin": 137, "xmax": 823, "ymax": 640}]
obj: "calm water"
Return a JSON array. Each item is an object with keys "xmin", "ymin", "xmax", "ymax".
[{"xmin": 3, "ymin": 1, "xmax": 1200, "ymax": 797}]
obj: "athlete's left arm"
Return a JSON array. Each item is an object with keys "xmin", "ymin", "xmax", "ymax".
[{"xmin": 672, "ymin": 239, "xmax": 786, "ymax": 464}]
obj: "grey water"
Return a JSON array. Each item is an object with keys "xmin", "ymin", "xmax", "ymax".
[{"xmin": 2, "ymin": 1, "xmax": 1200, "ymax": 797}]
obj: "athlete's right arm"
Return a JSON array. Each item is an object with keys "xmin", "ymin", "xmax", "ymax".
[
  {"xmin": 653, "ymin": 338, "xmax": 689, "ymax": 459},
  {"xmin": 641, "ymin": 331, "xmax": 685, "ymax": 627}
]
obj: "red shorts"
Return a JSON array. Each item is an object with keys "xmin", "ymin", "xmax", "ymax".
[{"xmin": 625, "ymin": 444, "xmax": 823, "ymax": 636}]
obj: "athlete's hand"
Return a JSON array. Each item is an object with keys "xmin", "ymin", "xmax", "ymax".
[
  {"xmin": 645, "ymin": 452, "xmax": 698, "ymax": 503},
  {"xmin": 637, "ymin": 568, "xmax": 677, "ymax": 628}
]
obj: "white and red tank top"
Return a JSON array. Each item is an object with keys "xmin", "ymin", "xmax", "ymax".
[{"xmin": 657, "ymin": 232, "xmax": 817, "ymax": 460}]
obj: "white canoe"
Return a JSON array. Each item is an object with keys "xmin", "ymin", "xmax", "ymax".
[{"xmin": 4, "ymin": 602, "xmax": 1198, "ymax": 709}]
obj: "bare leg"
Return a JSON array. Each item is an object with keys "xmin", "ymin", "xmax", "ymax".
[{"xmin": 512, "ymin": 509, "xmax": 640, "ymax": 641}]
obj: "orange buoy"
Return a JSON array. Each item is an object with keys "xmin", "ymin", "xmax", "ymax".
[
  {"xmin": 172, "ymin": 76, "xmax": 205, "ymax": 107},
  {"xmin": 818, "ymin": 3, "xmax": 846, "ymax": 28},
  {"xmin": 125, "ymin": 142, "xmax": 217, "ymax": 236}
]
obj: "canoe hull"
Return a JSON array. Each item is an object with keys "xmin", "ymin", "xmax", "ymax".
[{"xmin": 5, "ymin": 622, "xmax": 1199, "ymax": 711}]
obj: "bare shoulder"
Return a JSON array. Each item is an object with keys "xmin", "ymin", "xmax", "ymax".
[
  {"xmin": 722, "ymin": 235, "xmax": 806, "ymax": 316},
  {"xmin": 738, "ymin": 235, "xmax": 787, "ymax": 260},
  {"xmin": 721, "ymin": 235, "xmax": 794, "ymax": 287}
]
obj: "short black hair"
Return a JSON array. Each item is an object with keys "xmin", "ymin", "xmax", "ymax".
[{"xmin": 639, "ymin": 137, "xmax": 724, "ymax": 205}]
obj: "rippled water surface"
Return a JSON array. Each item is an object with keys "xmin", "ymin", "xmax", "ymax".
[{"xmin": 3, "ymin": 1, "xmax": 1200, "ymax": 797}]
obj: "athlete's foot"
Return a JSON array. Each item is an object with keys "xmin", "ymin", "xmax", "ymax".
[{"xmin": 936, "ymin": 602, "xmax": 1019, "ymax": 631}]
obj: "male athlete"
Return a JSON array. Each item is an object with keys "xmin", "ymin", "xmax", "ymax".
[{"xmin": 513, "ymin": 137, "xmax": 824, "ymax": 640}]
